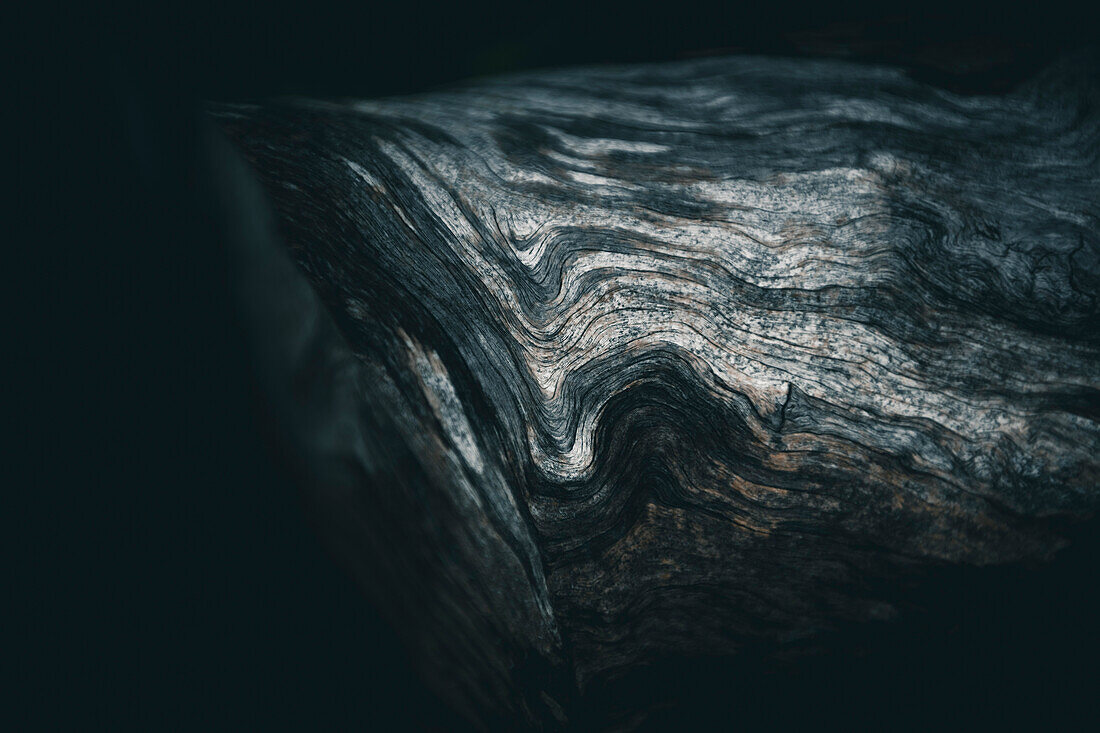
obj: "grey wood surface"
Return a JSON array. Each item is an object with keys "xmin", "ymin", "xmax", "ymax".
[{"xmin": 211, "ymin": 51, "xmax": 1099, "ymax": 729}]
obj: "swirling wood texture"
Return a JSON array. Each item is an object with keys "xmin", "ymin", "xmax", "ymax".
[{"xmin": 211, "ymin": 52, "xmax": 1099, "ymax": 729}]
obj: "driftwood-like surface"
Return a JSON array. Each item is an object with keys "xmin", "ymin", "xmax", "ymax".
[{"xmin": 212, "ymin": 53, "xmax": 1100, "ymax": 728}]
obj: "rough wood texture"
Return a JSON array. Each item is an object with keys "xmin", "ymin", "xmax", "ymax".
[{"xmin": 211, "ymin": 51, "xmax": 1099, "ymax": 729}]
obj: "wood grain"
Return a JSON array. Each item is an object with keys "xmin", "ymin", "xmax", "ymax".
[{"xmin": 211, "ymin": 51, "xmax": 1100, "ymax": 729}]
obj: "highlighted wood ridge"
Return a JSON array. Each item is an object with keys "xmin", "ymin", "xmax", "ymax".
[{"xmin": 212, "ymin": 52, "xmax": 1100, "ymax": 729}]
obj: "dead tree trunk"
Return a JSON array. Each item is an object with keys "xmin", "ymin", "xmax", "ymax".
[{"xmin": 210, "ymin": 51, "xmax": 1100, "ymax": 729}]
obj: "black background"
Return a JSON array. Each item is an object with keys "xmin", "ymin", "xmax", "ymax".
[{"xmin": 14, "ymin": 1, "xmax": 1099, "ymax": 729}]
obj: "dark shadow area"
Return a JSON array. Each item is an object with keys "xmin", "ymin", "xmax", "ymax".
[{"xmin": 583, "ymin": 520, "xmax": 1100, "ymax": 730}]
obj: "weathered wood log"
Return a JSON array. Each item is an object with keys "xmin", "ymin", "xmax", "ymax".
[{"xmin": 210, "ymin": 51, "xmax": 1100, "ymax": 729}]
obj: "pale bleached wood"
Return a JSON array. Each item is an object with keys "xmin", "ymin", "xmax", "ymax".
[{"xmin": 211, "ymin": 51, "xmax": 1100, "ymax": 729}]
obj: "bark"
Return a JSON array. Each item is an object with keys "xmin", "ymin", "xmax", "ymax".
[{"xmin": 210, "ymin": 51, "xmax": 1100, "ymax": 729}]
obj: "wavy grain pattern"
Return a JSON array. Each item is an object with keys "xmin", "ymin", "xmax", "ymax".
[{"xmin": 212, "ymin": 53, "xmax": 1100, "ymax": 728}]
